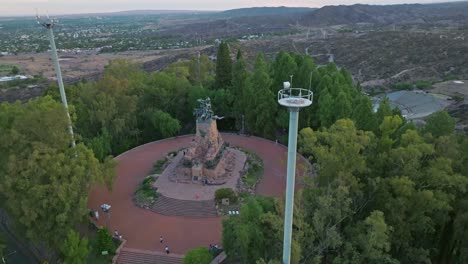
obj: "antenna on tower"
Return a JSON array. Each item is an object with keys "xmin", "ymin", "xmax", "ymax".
[
  {"xmin": 309, "ymin": 71, "xmax": 313, "ymax": 90},
  {"xmin": 36, "ymin": 12, "xmax": 76, "ymax": 148},
  {"xmin": 289, "ymin": 75, "xmax": 294, "ymax": 95}
]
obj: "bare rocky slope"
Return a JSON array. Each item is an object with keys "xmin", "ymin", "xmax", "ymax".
[{"xmin": 300, "ymin": 2, "xmax": 468, "ymax": 26}]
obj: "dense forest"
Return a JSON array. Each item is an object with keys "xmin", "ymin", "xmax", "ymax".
[{"xmin": 0, "ymin": 42, "xmax": 467, "ymax": 263}]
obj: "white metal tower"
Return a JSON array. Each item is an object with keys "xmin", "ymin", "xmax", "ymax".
[
  {"xmin": 278, "ymin": 81, "xmax": 313, "ymax": 264},
  {"xmin": 36, "ymin": 14, "xmax": 76, "ymax": 148}
]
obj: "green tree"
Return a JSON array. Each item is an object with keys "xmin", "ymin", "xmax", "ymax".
[
  {"xmin": 139, "ymin": 109, "xmax": 181, "ymax": 141},
  {"xmin": 75, "ymin": 75, "xmax": 139, "ymax": 154},
  {"xmin": 236, "ymin": 49, "xmax": 243, "ymax": 60},
  {"xmin": 0, "ymin": 97, "xmax": 116, "ymax": 250},
  {"xmin": 60, "ymin": 230, "xmax": 90, "ymax": 264},
  {"xmin": 246, "ymin": 54, "xmax": 277, "ymax": 138},
  {"xmin": 86, "ymin": 129, "xmax": 112, "ymax": 162},
  {"xmin": 231, "ymin": 49, "xmax": 251, "ymax": 130},
  {"xmin": 335, "ymin": 91, "xmax": 352, "ymax": 120},
  {"xmin": 103, "ymin": 59, "xmax": 142, "ymax": 80},
  {"xmin": 188, "ymin": 54, "xmax": 214, "ymax": 87},
  {"xmin": 341, "ymin": 211, "xmax": 398, "ymax": 264},
  {"xmin": 142, "ymin": 71, "xmax": 191, "ymax": 123},
  {"xmin": 183, "ymin": 247, "xmax": 212, "ymax": 264},
  {"xmin": 424, "ymin": 111, "xmax": 456, "ymax": 138},
  {"xmin": 295, "ymin": 56, "xmax": 316, "ymax": 93},
  {"xmin": 215, "ymin": 42, "xmax": 232, "ymax": 90},
  {"xmin": 317, "ymin": 89, "xmax": 334, "ymax": 128},
  {"xmin": 10, "ymin": 66, "xmax": 19, "ymax": 75},
  {"xmin": 376, "ymin": 97, "xmax": 393, "ymax": 127},
  {"xmin": 352, "ymin": 96, "xmax": 377, "ymax": 131},
  {"xmin": 222, "ymin": 197, "xmax": 292, "ymax": 264},
  {"xmin": 271, "ymin": 52, "xmax": 297, "ymax": 93}
]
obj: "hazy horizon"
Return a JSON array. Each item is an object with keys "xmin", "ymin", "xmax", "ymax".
[{"xmin": 0, "ymin": 0, "xmax": 464, "ymax": 17}]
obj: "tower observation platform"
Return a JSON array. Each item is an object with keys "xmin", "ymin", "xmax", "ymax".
[{"xmin": 278, "ymin": 87, "xmax": 313, "ymax": 109}]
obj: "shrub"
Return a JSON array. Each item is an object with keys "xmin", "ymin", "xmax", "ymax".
[
  {"xmin": 415, "ymin": 80, "xmax": 432, "ymax": 89},
  {"xmin": 134, "ymin": 176, "xmax": 158, "ymax": 207},
  {"xmin": 394, "ymin": 83, "xmax": 413, "ymax": 90},
  {"xmin": 215, "ymin": 188, "xmax": 237, "ymax": 204},
  {"xmin": 183, "ymin": 247, "xmax": 212, "ymax": 264},
  {"xmin": 242, "ymin": 150, "xmax": 264, "ymax": 188},
  {"xmin": 142, "ymin": 176, "xmax": 155, "ymax": 187},
  {"xmin": 97, "ymin": 228, "xmax": 116, "ymax": 255},
  {"xmin": 152, "ymin": 158, "xmax": 168, "ymax": 174},
  {"xmin": 453, "ymin": 95, "xmax": 464, "ymax": 102}
]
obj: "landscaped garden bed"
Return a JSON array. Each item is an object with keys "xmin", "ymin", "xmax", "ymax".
[
  {"xmin": 238, "ymin": 148, "xmax": 264, "ymax": 189},
  {"xmin": 133, "ymin": 176, "xmax": 158, "ymax": 208}
]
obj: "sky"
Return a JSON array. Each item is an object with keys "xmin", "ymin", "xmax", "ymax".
[{"xmin": 0, "ymin": 0, "xmax": 459, "ymax": 16}]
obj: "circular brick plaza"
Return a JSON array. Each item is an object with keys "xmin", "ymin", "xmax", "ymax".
[{"xmin": 88, "ymin": 133, "xmax": 308, "ymax": 255}]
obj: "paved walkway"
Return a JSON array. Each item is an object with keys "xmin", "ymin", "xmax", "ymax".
[{"xmin": 87, "ymin": 134, "xmax": 308, "ymax": 255}]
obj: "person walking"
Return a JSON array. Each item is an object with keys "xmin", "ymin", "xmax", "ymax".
[
  {"xmin": 160, "ymin": 235, "xmax": 163, "ymax": 244},
  {"xmin": 165, "ymin": 245, "xmax": 170, "ymax": 254}
]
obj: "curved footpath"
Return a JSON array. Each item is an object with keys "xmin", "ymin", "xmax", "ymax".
[{"xmin": 88, "ymin": 134, "xmax": 308, "ymax": 255}]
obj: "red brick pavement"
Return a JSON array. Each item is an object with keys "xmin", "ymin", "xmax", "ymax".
[{"xmin": 87, "ymin": 134, "xmax": 307, "ymax": 254}]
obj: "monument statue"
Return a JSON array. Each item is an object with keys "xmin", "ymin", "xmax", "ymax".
[
  {"xmin": 165, "ymin": 97, "xmax": 246, "ymax": 186},
  {"xmin": 168, "ymin": 97, "xmax": 235, "ymax": 183},
  {"xmin": 194, "ymin": 98, "xmax": 224, "ymax": 121}
]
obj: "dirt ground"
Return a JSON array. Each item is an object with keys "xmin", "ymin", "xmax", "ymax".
[
  {"xmin": 430, "ymin": 80, "xmax": 468, "ymax": 97},
  {"xmin": 0, "ymin": 46, "xmax": 211, "ymax": 82}
]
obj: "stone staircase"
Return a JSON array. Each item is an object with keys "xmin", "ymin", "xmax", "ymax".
[
  {"xmin": 116, "ymin": 248, "xmax": 183, "ymax": 264},
  {"xmin": 150, "ymin": 194, "xmax": 218, "ymax": 218}
]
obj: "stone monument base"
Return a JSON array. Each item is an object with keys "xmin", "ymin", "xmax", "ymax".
[{"xmin": 169, "ymin": 147, "xmax": 246, "ymax": 185}]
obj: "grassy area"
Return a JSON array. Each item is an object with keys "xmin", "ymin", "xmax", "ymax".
[
  {"xmin": 238, "ymin": 148, "xmax": 264, "ymax": 188},
  {"xmin": 0, "ymin": 64, "xmax": 14, "ymax": 73},
  {"xmin": 134, "ymin": 176, "xmax": 158, "ymax": 208}
]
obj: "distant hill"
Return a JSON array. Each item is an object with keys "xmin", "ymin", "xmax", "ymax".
[
  {"xmin": 221, "ymin": 6, "xmax": 316, "ymax": 17},
  {"xmin": 109, "ymin": 10, "xmax": 215, "ymax": 16},
  {"xmin": 50, "ymin": 9, "xmax": 216, "ymax": 18},
  {"xmin": 301, "ymin": 1, "xmax": 468, "ymax": 26}
]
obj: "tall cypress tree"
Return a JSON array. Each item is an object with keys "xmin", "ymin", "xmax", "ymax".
[
  {"xmin": 232, "ymin": 49, "xmax": 251, "ymax": 131},
  {"xmin": 215, "ymin": 42, "xmax": 232, "ymax": 90},
  {"xmin": 236, "ymin": 49, "xmax": 242, "ymax": 60},
  {"xmin": 352, "ymin": 96, "xmax": 377, "ymax": 131},
  {"xmin": 271, "ymin": 52, "xmax": 297, "ymax": 93},
  {"xmin": 245, "ymin": 54, "xmax": 276, "ymax": 138}
]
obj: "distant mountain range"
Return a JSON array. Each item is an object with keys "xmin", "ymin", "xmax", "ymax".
[
  {"xmin": 92, "ymin": 7, "xmax": 315, "ymax": 18},
  {"xmin": 221, "ymin": 6, "xmax": 316, "ymax": 17},
  {"xmin": 300, "ymin": 1, "xmax": 468, "ymax": 26},
  {"xmin": 108, "ymin": 10, "xmax": 215, "ymax": 15},
  {"xmin": 68, "ymin": 2, "xmax": 468, "ymax": 25},
  {"xmin": 4, "ymin": 2, "xmax": 468, "ymax": 26}
]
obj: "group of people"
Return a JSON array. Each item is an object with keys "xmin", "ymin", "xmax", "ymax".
[{"xmin": 160, "ymin": 235, "xmax": 170, "ymax": 254}]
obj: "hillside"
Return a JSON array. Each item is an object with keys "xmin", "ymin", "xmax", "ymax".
[
  {"xmin": 301, "ymin": 2, "xmax": 468, "ymax": 26},
  {"xmin": 221, "ymin": 6, "xmax": 315, "ymax": 17}
]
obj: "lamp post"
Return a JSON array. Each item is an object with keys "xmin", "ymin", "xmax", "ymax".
[
  {"xmin": 37, "ymin": 15, "xmax": 76, "ymax": 148},
  {"xmin": 278, "ymin": 82, "xmax": 312, "ymax": 264}
]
